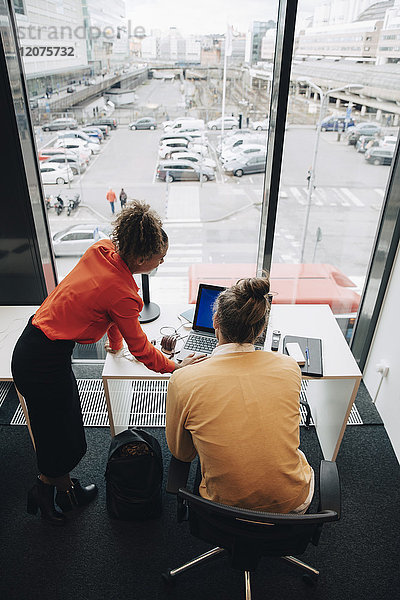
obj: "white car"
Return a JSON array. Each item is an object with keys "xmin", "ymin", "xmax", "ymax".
[
  {"xmin": 159, "ymin": 139, "xmax": 190, "ymax": 159},
  {"xmin": 172, "ymin": 151, "xmax": 216, "ymax": 169},
  {"xmin": 52, "ymin": 223, "xmax": 112, "ymax": 257},
  {"xmin": 207, "ymin": 117, "xmax": 238, "ymax": 130},
  {"xmin": 165, "ymin": 119, "xmax": 205, "ymax": 133},
  {"xmin": 40, "ymin": 163, "xmax": 73, "ymax": 184},
  {"xmin": 168, "ymin": 144, "xmax": 209, "ymax": 160},
  {"xmin": 179, "ymin": 130, "xmax": 207, "ymax": 143},
  {"xmin": 54, "ymin": 140, "xmax": 91, "ymax": 162},
  {"xmin": 220, "ymin": 134, "xmax": 266, "ymax": 155},
  {"xmin": 55, "ymin": 138, "xmax": 100, "ymax": 155},
  {"xmin": 162, "ymin": 116, "xmax": 198, "ymax": 130},
  {"xmin": 380, "ymin": 135, "xmax": 397, "ymax": 148},
  {"xmin": 251, "ymin": 119, "xmax": 269, "ymax": 131},
  {"xmin": 187, "ymin": 143, "xmax": 208, "ymax": 157},
  {"xmin": 220, "ymin": 144, "xmax": 267, "ymax": 164},
  {"xmin": 58, "ymin": 130, "xmax": 100, "ymax": 145}
]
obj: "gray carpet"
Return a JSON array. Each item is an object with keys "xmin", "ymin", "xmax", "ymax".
[{"xmin": 0, "ymin": 375, "xmax": 398, "ymax": 600}]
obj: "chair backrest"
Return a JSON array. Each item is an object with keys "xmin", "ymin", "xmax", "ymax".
[
  {"xmin": 176, "ymin": 460, "xmax": 340, "ymax": 572},
  {"xmin": 178, "ymin": 489, "xmax": 338, "ymax": 571}
]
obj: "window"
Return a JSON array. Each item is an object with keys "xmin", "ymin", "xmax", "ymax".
[
  {"xmin": 13, "ymin": 0, "xmax": 25, "ymax": 15},
  {"xmin": 5, "ymin": 0, "xmax": 398, "ymax": 362}
]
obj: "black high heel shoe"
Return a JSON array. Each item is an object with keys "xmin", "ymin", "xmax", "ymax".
[
  {"xmin": 55, "ymin": 478, "xmax": 98, "ymax": 512},
  {"xmin": 27, "ymin": 477, "xmax": 67, "ymax": 526}
]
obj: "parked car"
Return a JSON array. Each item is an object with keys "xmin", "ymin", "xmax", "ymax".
[
  {"xmin": 221, "ymin": 134, "xmax": 266, "ymax": 154},
  {"xmin": 320, "ymin": 116, "xmax": 355, "ymax": 131},
  {"xmin": 380, "ymin": 135, "xmax": 397, "ymax": 148},
  {"xmin": 251, "ymin": 119, "xmax": 269, "ymax": 131},
  {"xmin": 355, "ymin": 134, "xmax": 379, "ymax": 153},
  {"xmin": 224, "ymin": 128, "xmax": 253, "ymax": 138},
  {"xmin": 159, "ymin": 139, "xmax": 190, "ymax": 158},
  {"xmin": 43, "ymin": 155, "xmax": 86, "ymax": 176},
  {"xmin": 221, "ymin": 144, "xmax": 267, "ymax": 164},
  {"xmin": 55, "ymin": 137, "xmax": 99, "ymax": 155},
  {"xmin": 53, "ymin": 140, "xmax": 91, "ymax": 163},
  {"xmin": 162, "ymin": 116, "xmax": 199, "ymax": 130},
  {"xmin": 216, "ymin": 129, "xmax": 255, "ymax": 153},
  {"xmin": 165, "ymin": 119, "xmax": 205, "ymax": 132},
  {"xmin": 38, "ymin": 147, "xmax": 74, "ymax": 161},
  {"xmin": 85, "ymin": 123, "xmax": 110, "ymax": 136},
  {"xmin": 159, "ymin": 132, "xmax": 197, "ymax": 146},
  {"xmin": 347, "ymin": 122, "xmax": 381, "ymax": 145},
  {"xmin": 364, "ymin": 146, "xmax": 394, "ymax": 165},
  {"xmin": 223, "ymin": 154, "xmax": 267, "ymax": 177},
  {"xmin": 178, "ymin": 131, "xmax": 207, "ymax": 145},
  {"xmin": 40, "ymin": 163, "xmax": 73, "ymax": 184},
  {"xmin": 80, "ymin": 127, "xmax": 104, "ymax": 142},
  {"xmin": 58, "ymin": 131, "xmax": 100, "ymax": 145},
  {"xmin": 89, "ymin": 117, "xmax": 118, "ymax": 129},
  {"xmin": 171, "ymin": 152, "xmax": 216, "ymax": 169},
  {"xmin": 52, "ymin": 223, "xmax": 112, "ymax": 257},
  {"xmin": 39, "ymin": 147, "xmax": 88, "ymax": 167},
  {"xmin": 207, "ymin": 116, "xmax": 238, "ymax": 130},
  {"xmin": 42, "ymin": 118, "xmax": 78, "ymax": 132},
  {"xmin": 156, "ymin": 160, "xmax": 215, "ymax": 182},
  {"xmin": 169, "ymin": 143, "xmax": 208, "ymax": 158},
  {"xmin": 129, "ymin": 117, "xmax": 157, "ymax": 130}
]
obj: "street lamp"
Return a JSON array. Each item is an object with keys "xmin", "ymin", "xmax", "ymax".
[{"xmin": 298, "ymin": 79, "xmax": 363, "ymax": 263}]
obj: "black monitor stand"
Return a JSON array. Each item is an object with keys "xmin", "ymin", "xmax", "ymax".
[{"xmin": 138, "ymin": 273, "xmax": 160, "ymax": 323}]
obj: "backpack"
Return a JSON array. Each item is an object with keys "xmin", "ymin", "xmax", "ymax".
[{"xmin": 105, "ymin": 428, "xmax": 163, "ymax": 520}]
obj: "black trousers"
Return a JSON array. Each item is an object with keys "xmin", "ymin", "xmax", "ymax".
[{"xmin": 11, "ymin": 318, "xmax": 87, "ymax": 477}]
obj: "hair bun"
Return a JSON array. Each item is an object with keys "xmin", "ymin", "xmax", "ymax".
[{"xmin": 238, "ymin": 277, "xmax": 270, "ymax": 301}]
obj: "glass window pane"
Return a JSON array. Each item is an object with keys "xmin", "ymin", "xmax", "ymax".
[
  {"xmin": 17, "ymin": 0, "xmax": 278, "ymax": 322},
  {"xmin": 270, "ymin": 0, "xmax": 399, "ymax": 343}
]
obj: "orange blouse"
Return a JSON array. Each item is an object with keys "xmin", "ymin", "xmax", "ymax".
[{"xmin": 32, "ymin": 239, "xmax": 176, "ymax": 374}]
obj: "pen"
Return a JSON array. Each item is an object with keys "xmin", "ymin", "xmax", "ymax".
[{"xmin": 305, "ymin": 347, "xmax": 310, "ymax": 366}]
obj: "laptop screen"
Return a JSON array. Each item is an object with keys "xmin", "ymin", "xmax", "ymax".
[
  {"xmin": 192, "ymin": 284, "xmax": 273, "ymax": 342},
  {"xmin": 193, "ymin": 284, "xmax": 225, "ymax": 333}
]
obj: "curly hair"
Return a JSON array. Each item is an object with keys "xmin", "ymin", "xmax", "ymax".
[
  {"xmin": 110, "ymin": 200, "xmax": 167, "ymax": 263},
  {"xmin": 214, "ymin": 276, "xmax": 271, "ymax": 344}
]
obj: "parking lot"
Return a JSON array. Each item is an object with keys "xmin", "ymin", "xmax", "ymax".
[{"xmin": 39, "ymin": 103, "xmax": 393, "ymax": 300}]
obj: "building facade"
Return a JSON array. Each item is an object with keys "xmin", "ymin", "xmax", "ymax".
[
  {"xmin": 15, "ymin": 0, "xmax": 89, "ymax": 97},
  {"xmin": 82, "ymin": 0, "xmax": 129, "ymax": 73}
]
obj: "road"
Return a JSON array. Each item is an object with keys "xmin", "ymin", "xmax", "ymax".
[{"xmin": 42, "ymin": 79, "xmax": 392, "ymax": 301}]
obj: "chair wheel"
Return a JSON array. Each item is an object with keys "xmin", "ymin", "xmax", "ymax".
[
  {"xmin": 162, "ymin": 571, "xmax": 176, "ymax": 586},
  {"xmin": 302, "ymin": 573, "xmax": 318, "ymax": 586}
]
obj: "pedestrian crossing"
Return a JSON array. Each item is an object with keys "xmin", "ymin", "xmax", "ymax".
[
  {"xmin": 146, "ymin": 184, "xmax": 385, "ymax": 282},
  {"xmin": 219, "ymin": 183, "xmax": 383, "ymax": 209},
  {"xmin": 283, "ymin": 186, "xmax": 384, "ymax": 208}
]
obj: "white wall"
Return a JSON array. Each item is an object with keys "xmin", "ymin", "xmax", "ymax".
[{"xmin": 363, "ymin": 244, "xmax": 400, "ymax": 463}]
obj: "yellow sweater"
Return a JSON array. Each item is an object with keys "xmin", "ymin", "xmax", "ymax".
[{"xmin": 166, "ymin": 350, "xmax": 312, "ymax": 513}]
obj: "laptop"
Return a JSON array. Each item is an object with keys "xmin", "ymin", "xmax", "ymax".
[{"xmin": 176, "ymin": 283, "xmax": 268, "ymax": 361}]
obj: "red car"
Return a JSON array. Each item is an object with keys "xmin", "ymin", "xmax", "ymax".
[{"xmin": 38, "ymin": 148, "xmax": 73, "ymax": 161}]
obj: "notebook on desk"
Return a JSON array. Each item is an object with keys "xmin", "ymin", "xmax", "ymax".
[
  {"xmin": 176, "ymin": 283, "xmax": 268, "ymax": 361},
  {"xmin": 283, "ymin": 335, "xmax": 323, "ymax": 377}
]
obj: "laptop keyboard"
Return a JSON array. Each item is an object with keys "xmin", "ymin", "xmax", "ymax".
[{"xmin": 184, "ymin": 335, "xmax": 218, "ymax": 354}]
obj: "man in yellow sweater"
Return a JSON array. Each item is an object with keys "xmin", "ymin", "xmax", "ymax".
[{"xmin": 166, "ymin": 277, "xmax": 313, "ymax": 513}]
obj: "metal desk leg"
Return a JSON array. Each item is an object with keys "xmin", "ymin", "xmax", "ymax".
[{"xmin": 15, "ymin": 386, "xmax": 36, "ymax": 449}]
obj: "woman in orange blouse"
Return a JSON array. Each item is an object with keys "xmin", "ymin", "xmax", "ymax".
[{"xmin": 11, "ymin": 200, "xmax": 201, "ymax": 525}]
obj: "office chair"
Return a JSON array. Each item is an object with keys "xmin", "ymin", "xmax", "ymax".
[{"xmin": 162, "ymin": 457, "xmax": 340, "ymax": 599}]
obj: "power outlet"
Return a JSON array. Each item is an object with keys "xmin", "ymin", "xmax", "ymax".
[{"xmin": 376, "ymin": 362, "xmax": 390, "ymax": 377}]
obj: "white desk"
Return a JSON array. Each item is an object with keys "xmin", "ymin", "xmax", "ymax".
[
  {"xmin": 102, "ymin": 304, "xmax": 362, "ymax": 460},
  {"xmin": 0, "ymin": 306, "xmax": 39, "ymax": 445}
]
